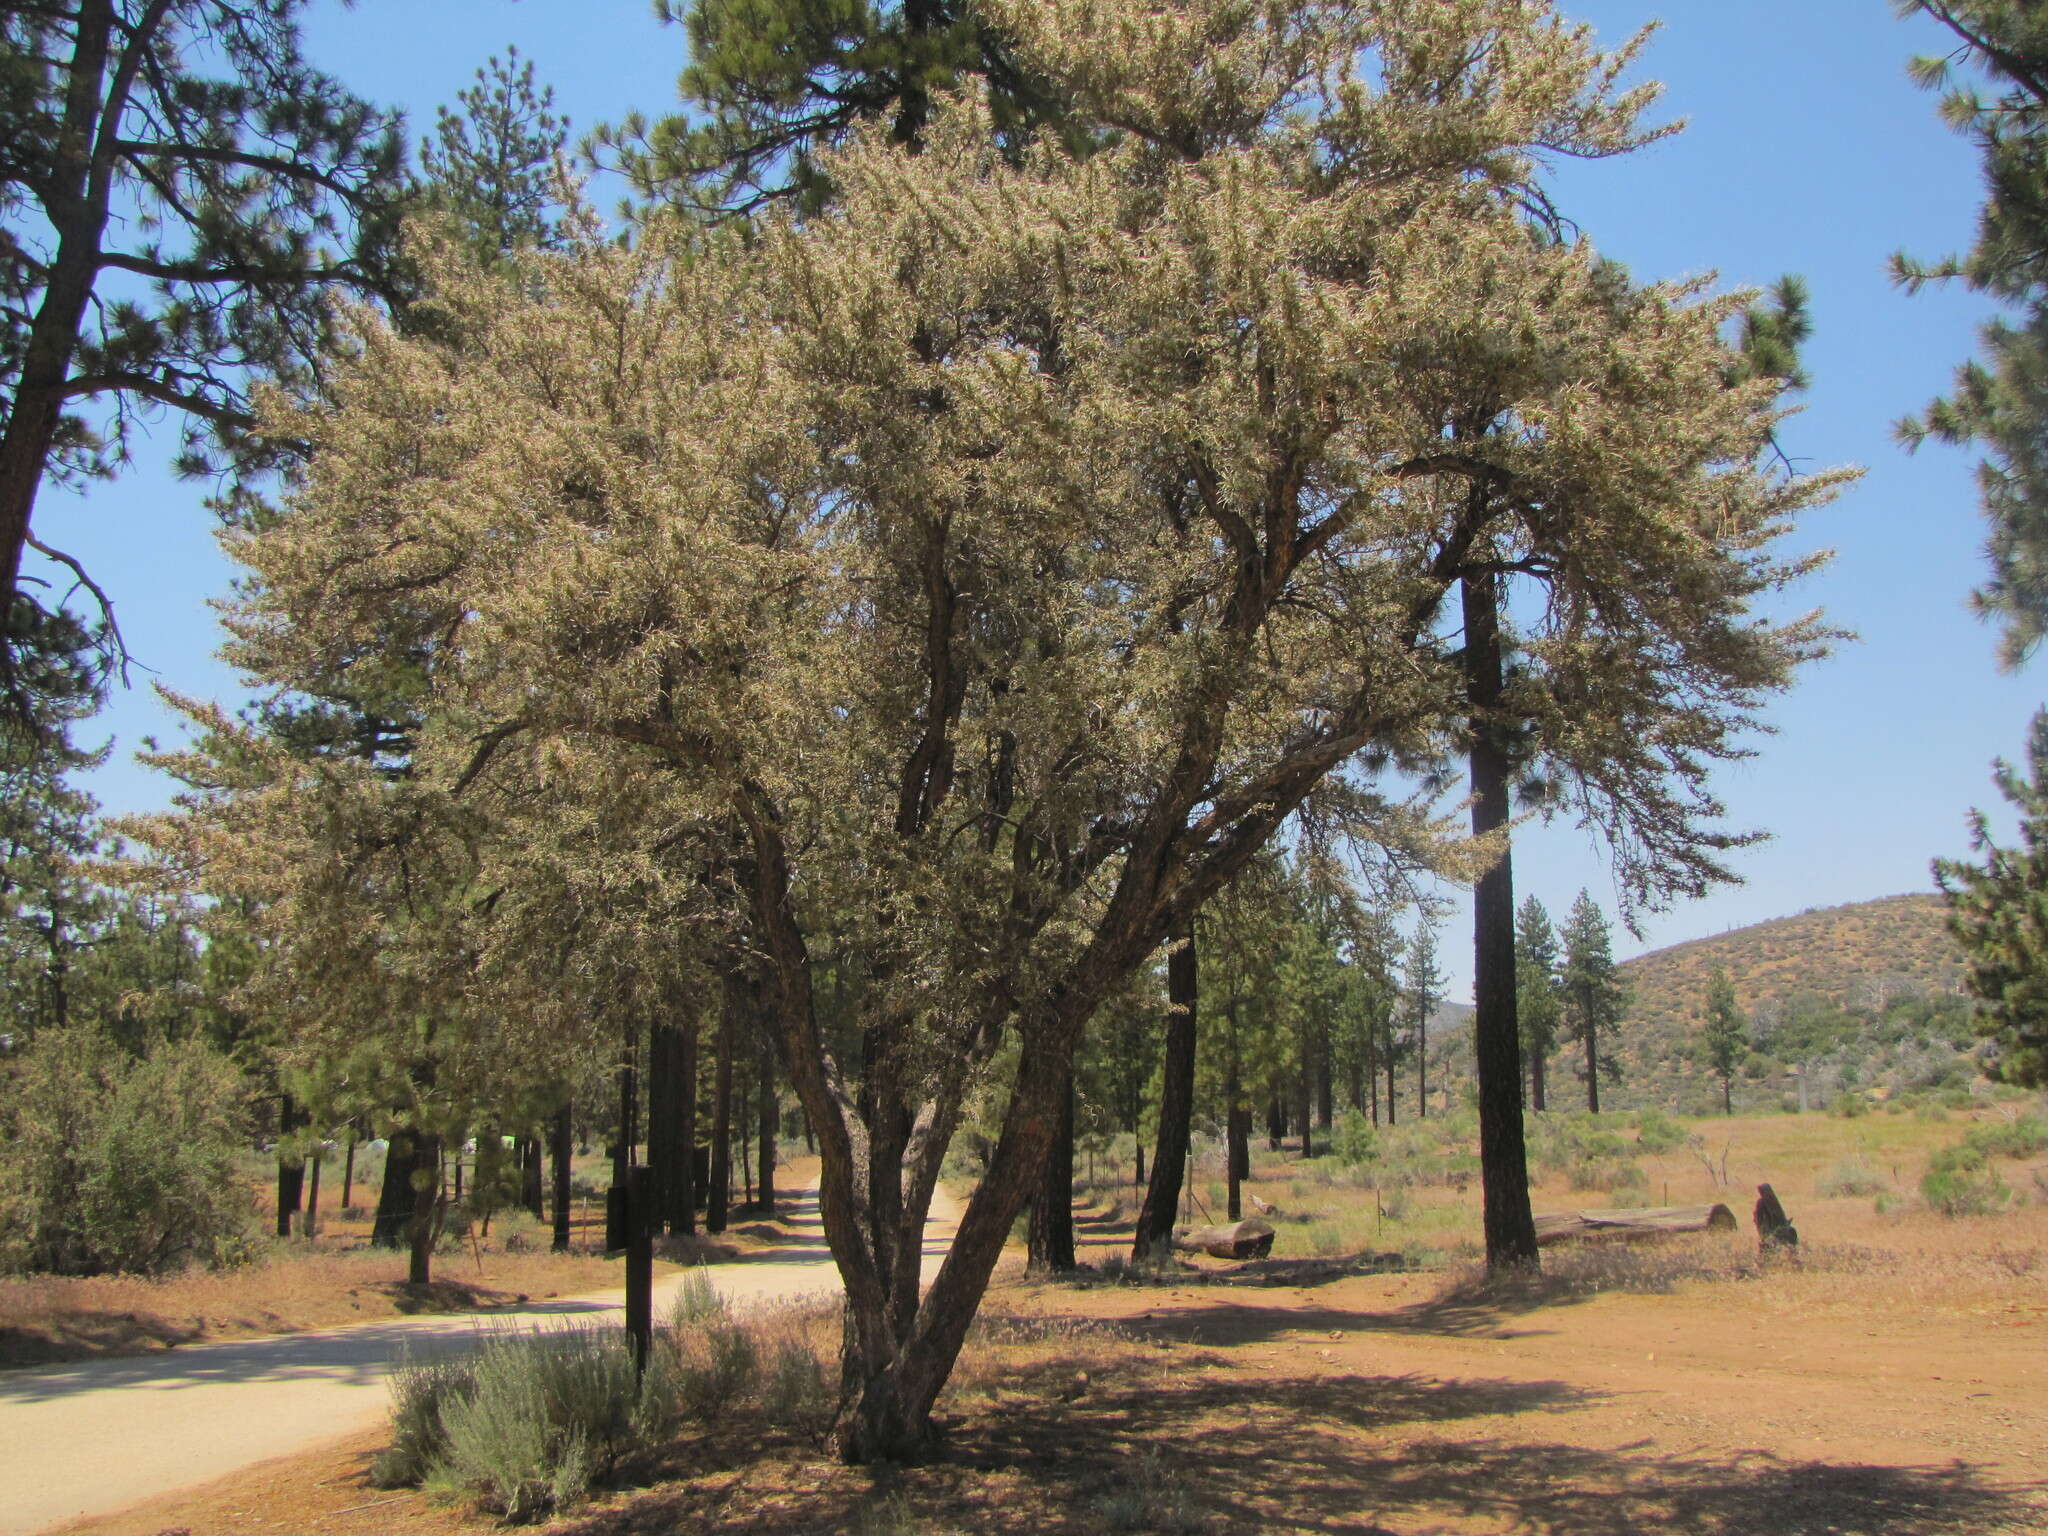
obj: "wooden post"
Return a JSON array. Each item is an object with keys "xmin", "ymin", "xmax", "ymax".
[{"xmin": 624, "ymin": 1165, "xmax": 653, "ymax": 1376}]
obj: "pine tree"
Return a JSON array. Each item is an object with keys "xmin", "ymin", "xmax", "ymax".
[
  {"xmin": 1893, "ymin": 1, "xmax": 2048, "ymax": 664},
  {"xmin": 1560, "ymin": 891, "xmax": 1629, "ymax": 1113},
  {"xmin": 1514, "ymin": 896, "xmax": 1564, "ymax": 1113},
  {"xmin": 601, "ymin": 0, "xmax": 1069, "ymax": 217},
  {"xmin": 0, "ymin": 1, "xmax": 404, "ymax": 702},
  {"xmin": 1935, "ymin": 706, "xmax": 2048, "ymax": 1084},
  {"xmin": 1700, "ymin": 965, "xmax": 1745, "ymax": 1114},
  {"xmin": 1403, "ymin": 924, "xmax": 1445, "ymax": 1121}
]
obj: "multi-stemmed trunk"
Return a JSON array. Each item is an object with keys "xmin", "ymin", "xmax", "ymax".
[
  {"xmin": 1133, "ymin": 923, "xmax": 1197, "ymax": 1262},
  {"xmin": 1462, "ymin": 567, "xmax": 1538, "ymax": 1272}
]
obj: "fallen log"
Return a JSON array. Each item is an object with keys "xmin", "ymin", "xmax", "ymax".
[
  {"xmin": 1533, "ymin": 1203, "xmax": 1737, "ymax": 1246},
  {"xmin": 1172, "ymin": 1218, "xmax": 1276, "ymax": 1260}
]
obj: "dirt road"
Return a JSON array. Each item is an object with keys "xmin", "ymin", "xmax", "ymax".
[{"xmin": 3, "ymin": 1187, "xmax": 948, "ymax": 1536}]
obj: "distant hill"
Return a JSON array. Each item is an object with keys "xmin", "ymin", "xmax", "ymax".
[
  {"xmin": 1595, "ymin": 893, "xmax": 1972, "ymax": 1109},
  {"xmin": 1620, "ymin": 893, "xmax": 1964, "ymax": 1045}
]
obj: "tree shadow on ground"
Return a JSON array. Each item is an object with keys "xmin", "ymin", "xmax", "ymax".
[
  {"xmin": 548, "ymin": 1348, "xmax": 2047, "ymax": 1536},
  {"xmin": 0, "ymin": 1313, "xmax": 204, "ymax": 1369}
]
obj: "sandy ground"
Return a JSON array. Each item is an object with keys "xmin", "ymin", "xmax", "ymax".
[{"xmin": 7, "ymin": 1181, "xmax": 954, "ymax": 1536}]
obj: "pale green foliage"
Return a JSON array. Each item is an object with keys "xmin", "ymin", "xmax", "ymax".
[
  {"xmin": 0, "ymin": 1025, "xmax": 253, "ymax": 1276},
  {"xmin": 149, "ymin": 0, "xmax": 1850, "ymax": 1449}
]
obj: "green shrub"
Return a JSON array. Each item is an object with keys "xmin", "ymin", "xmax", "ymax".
[
  {"xmin": 1965, "ymin": 1112, "xmax": 2048, "ymax": 1160},
  {"xmin": 1826, "ymin": 1092, "xmax": 1871, "ymax": 1120},
  {"xmin": 1634, "ymin": 1108, "xmax": 1686, "ymax": 1154},
  {"xmin": 760, "ymin": 1328, "xmax": 833, "ymax": 1439},
  {"xmin": 1922, "ymin": 1143, "xmax": 2011, "ymax": 1217},
  {"xmin": 1814, "ymin": 1158, "xmax": 1888, "ymax": 1199},
  {"xmin": 1567, "ymin": 1155, "xmax": 1648, "ymax": 1194},
  {"xmin": 670, "ymin": 1266, "xmax": 725, "ymax": 1324},
  {"xmin": 0, "ymin": 1025, "xmax": 254, "ymax": 1277},
  {"xmin": 1334, "ymin": 1109, "xmax": 1377, "ymax": 1166}
]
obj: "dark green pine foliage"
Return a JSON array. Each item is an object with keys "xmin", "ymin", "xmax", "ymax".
[
  {"xmin": 1894, "ymin": 1, "xmax": 2048, "ymax": 665},
  {"xmin": 603, "ymin": 0, "xmax": 1071, "ymax": 217},
  {"xmin": 1560, "ymin": 890, "xmax": 1629, "ymax": 1113},
  {"xmin": 0, "ymin": 1, "xmax": 405, "ymax": 698},
  {"xmin": 1402, "ymin": 923, "xmax": 1444, "ymax": 1121},
  {"xmin": 1699, "ymin": 964, "xmax": 1745, "ymax": 1114},
  {"xmin": 1513, "ymin": 895, "xmax": 1564, "ymax": 1112},
  {"xmin": 415, "ymin": 49, "xmax": 570, "ymax": 269},
  {"xmin": 1935, "ymin": 706, "xmax": 2048, "ymax": 1084}
]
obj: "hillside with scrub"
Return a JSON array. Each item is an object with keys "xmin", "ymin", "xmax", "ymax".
[{"xmin": 1592, "ymin": 894, "xmax": 1982, "ymax": 1114}]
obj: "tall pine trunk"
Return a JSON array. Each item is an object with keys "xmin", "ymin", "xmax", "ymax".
[
  {"xmin": 406, "ymin": 1136, "xmax": 440, "ymax": 1286},
  {"xmin": 650, "ymin": 1017, "xmax": 697, "ymax": 1234},
  {"xmin": 1133, "ymin": 923, "xmax": 1196, "ymax": 1261},
  {"xmin": 342, "ymin": 1135, "xmax": 356, "ymax": 1212},
  {"xmin": 372, "ymin": 1134, "xmax": 418, "ymax": 1249},
  {"xmin": 551, "ymin": 1101, "xmax": 573, "ymax": 1253},
  {"xmin": 1463, "ymin": 567, "xmax": 1539, "ymax": 1271},
  {"xmin": 522, "ymin": 1136, "xmax": 544, "ymax": 1220},
  {"xmin": 709, "ymin": 968, "xmax": 739, "ymax": 1233},
  {"xmin": 1530, "ymin": 1048, "xmax": 1547, "ymax": 1113},
  {"xmin": 304, "ymin": 1146, "xmax": 322, "ymax": 1240},
  {"xmin": 1026, "ymin": 1068, "xmax": 1075, "ymax": 1272},
  {"xmin": 275, "ymin": 1093, "xmax": 305, "ymax": 1239},
  {"xmin": 757, "ymin": 1031, "xmax": 778, "ymax": 1214},
  {"xmin": 1225, "ymin": 1014, "xmax": 1246, "ymax": 1221},
  {"xmin": 1585, "ymin": 1015, "xmax": 1602, "ymax": 1113}
]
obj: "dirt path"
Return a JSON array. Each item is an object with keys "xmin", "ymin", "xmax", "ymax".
[{"xmin": 6, "ymin": 1186, "xmax": 954, "ymax": 1536}]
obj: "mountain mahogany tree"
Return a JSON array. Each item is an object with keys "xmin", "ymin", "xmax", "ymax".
[{"xmin": 206, "ymin": 0, "xmax": 1843, "ymax": 1460}]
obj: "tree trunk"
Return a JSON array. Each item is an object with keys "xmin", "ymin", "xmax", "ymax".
[
  {"xmin": 1316, "ymin": 1032, "xmax": 1333, "ymax": 1131},
  {"xmin": 372, "ymin": 1134, "xmax": 418, "ymax": 1249},
  {"xmin": 1225, "ymin": 1012, "xmax": 1245, "ymax": 1221},
  {"xmin": 1586, "ymin": 1015, "xmax": 1601, "ymax": 1114},
  {"xmin": 304, "ymin": 1146, "xmax": 322, "ymax": 1241},
  {"xmin": 522, "ymin": 1136, "xmax": 544, "ymax": 1220},
  {"xmin": 1134, "ymin": 1138, "xmax": 1144, "ymax": 1188},
  {"xmin": 551, "ymin": 1101, "xmax": 573, "ymax": 1253},
  {"xmin": 1417, "ymin": 1010, "xmax": 1429, "ymax": 1119},
  {"xmin": 615, "ymin": 1018, "xmax": 640, "ymax": 1198},
  {"xmin": 1027, "ymin": 1067, "xmax": 1076, "ymax": 1272},
  {"xmin": 274, "ymin": 1093, "xmax": 305, "ymax": 1240},
  {"xmin": 649, "ymin": 1017, "xmax": 697, "ymax": 1234},
  {"xmin": 1463, "ymin": 567, "xmax": 1539, "ymax": 1272},
  {"xmin": 758, "ymin": 1031, "xmax": 778, "ymax": 1214},
  {"xmin": 709, "ymin": 968, "xmax": 739, "ymax": 1233},
  {"xmin": 342, "ymin": 1135, "xmax": 356, "ymax": 1212},
  {"xmin": 1723, "ymin": 1074, "xmax": 1733, "ymax": 1115},
  {"xmin": 1386, "ymin": 1031, "xmax": 1398, "ymax": 1125},
  {"xmin": 1531, "ymin": 1046, "xmax": 1547, "ymax": 1113},
  {"xmin": 1133, "ymin": 924, "xmax": 1196, "ymax": 1262},
  {"xmin": 406, "ymin": 1136, "xmax": 440, "ymax": 1286}
]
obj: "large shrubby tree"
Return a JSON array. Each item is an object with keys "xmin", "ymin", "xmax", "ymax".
[{"xmin": 165, "ymin": 0, "xmax": 1844, "ymax": 1460}]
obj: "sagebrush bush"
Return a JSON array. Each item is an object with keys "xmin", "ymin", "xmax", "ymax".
[
  {"xmin": 0, "ymin": 1025, "xmax": 254, "ymax": 1277},
  {"xmin": 1567, "ymin": 1154, "xmax": 1647, "ymax": 1193},
  {"xmin": 675, "ymin": 1317, "xmax": 760, "ymax": 1419},
  {"xmin": 374, "ymin": 1348, "xmax": 480, "ymax": 1488},
  {"xmin": 1814, "ymin": 1158, "xmax": 1889, "ymax": 1199}
]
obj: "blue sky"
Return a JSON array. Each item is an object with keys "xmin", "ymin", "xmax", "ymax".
[{"xmin": 21, "ymin": 0, "xmax": 2040, "ymax": 997}]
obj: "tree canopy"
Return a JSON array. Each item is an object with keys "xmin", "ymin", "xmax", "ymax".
[{"xmin": 148, "ymin": 0, "xmax": 1847, "ymax": 1460}]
